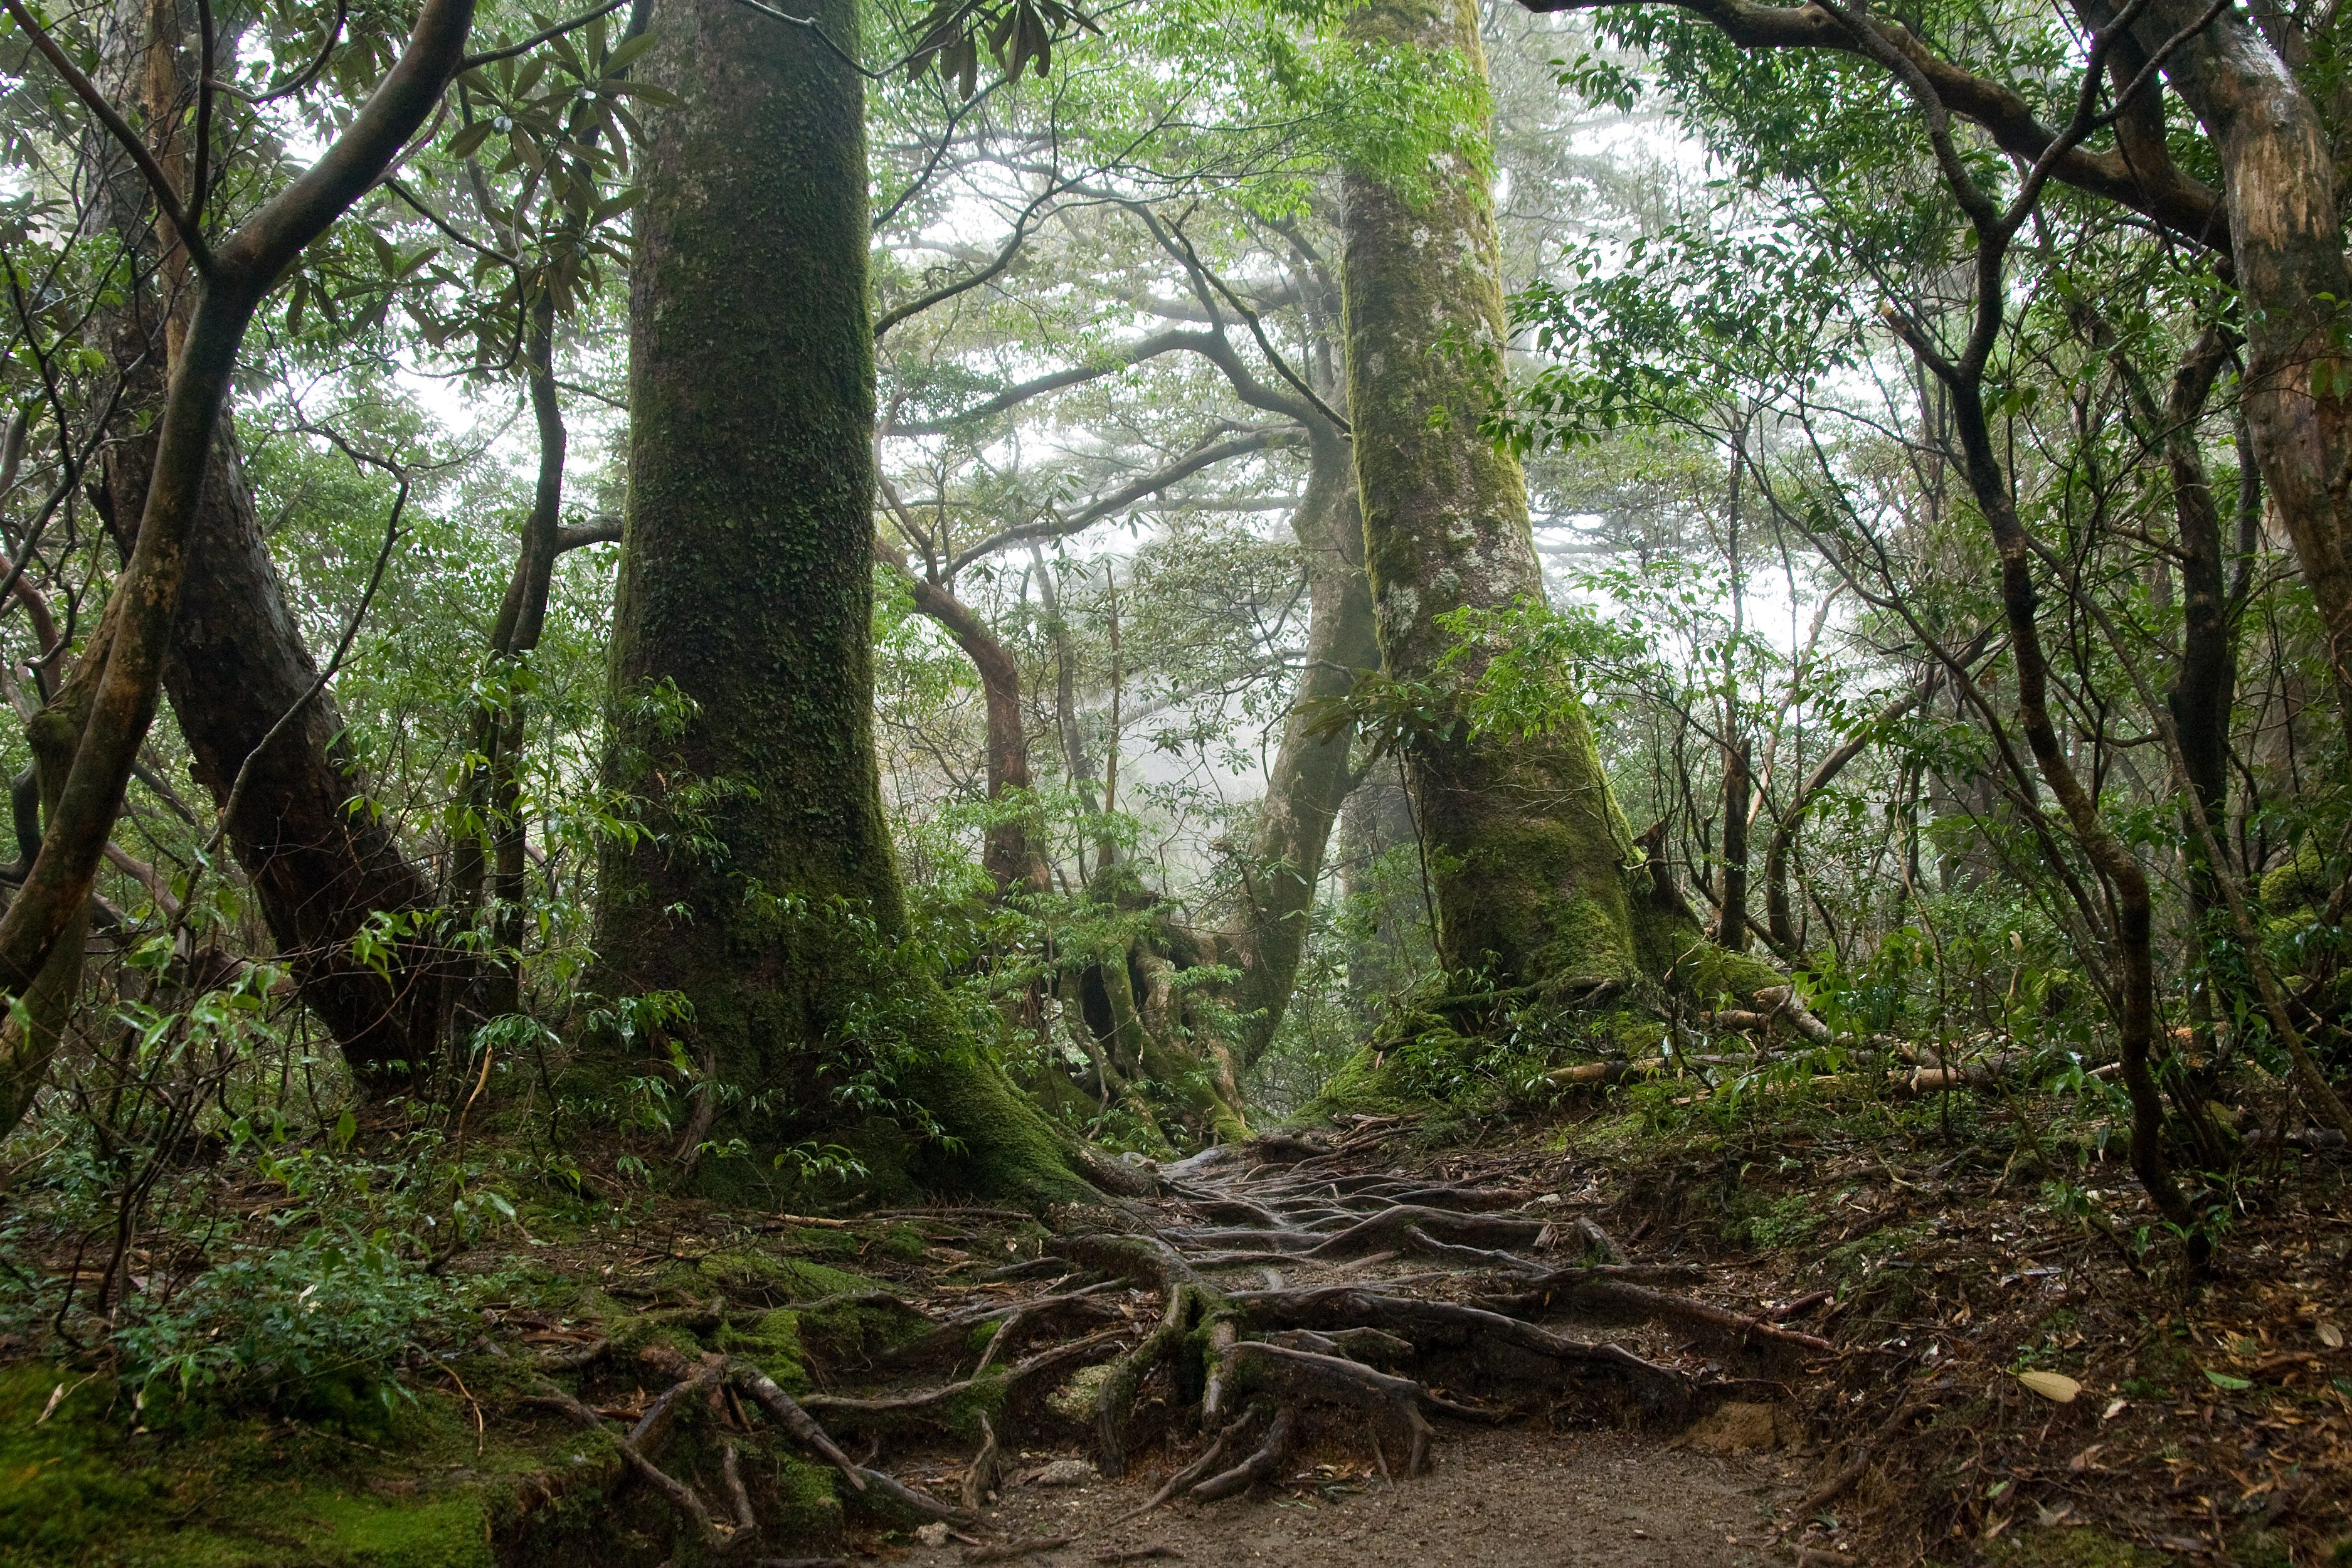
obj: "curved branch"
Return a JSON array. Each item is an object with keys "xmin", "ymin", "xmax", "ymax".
[
  {"xmin": 1520, "ymin": 0, "xmax": 2226, "ymax": 250},
  {"xmin": 947, "ymin": 428, "xmax": 1306, "ymax": 573}
]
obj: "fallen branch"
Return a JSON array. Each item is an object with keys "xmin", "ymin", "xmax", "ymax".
[{"xmin": 728, "ymin": 1360, "xmax": 867, "ymax": 1490}]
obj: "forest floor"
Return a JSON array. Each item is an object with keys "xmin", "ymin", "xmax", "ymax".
[{"xmin": 4, "ymin": 1090, "xmax": 2349, "ymax": 1568}]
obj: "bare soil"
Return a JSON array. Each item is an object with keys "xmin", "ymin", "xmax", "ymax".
[{"xmin": 925, "ymin": 1424, "xmax": 1796, "ymax": 1567}]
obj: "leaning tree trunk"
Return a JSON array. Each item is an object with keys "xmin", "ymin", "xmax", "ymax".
[
  {"xmin": 1338, "ymin": 0, "xmax": 1771, "ymax": 1001},
  {"xmin": 85, "ymin": 0, "xmax": 446, "ymax": 1089},
  {"xmin": 586, "ymin": 0, "xmax": 1086, "ymax": 1198},
  {"xmin": 1227, "ymin": 421, "xmax": 1378, "ymax": 1065}
]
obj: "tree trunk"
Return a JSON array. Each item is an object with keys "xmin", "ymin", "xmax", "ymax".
[
  {"xmin": 586, "ymin": 0, "xmax": 1083, "ymax": 1198},
  {"xmin": 0, "ymin": 0, "xmax": 476, "ymax": 1085},
  {"xmin": 1716, "ymin": 736, "xmax": 1751, "ymax": 953},
  {"xmin": 1339, "ymin": 0, "xmax": 1769, "ymax": 1000},
  {"xmin": 2127, "ymin": 0, "xmax": 2352, "ymax": 766},
  {"xmin": 85, "ymin": 0, "xmax": 446, "ymax": 1089},
  {"xmin": 1227, "ymin": 423, "xmax": 1378, "ymax": 1064},
  {"xmin": 898, "ymin": 567, "xmax": 1051, "ymax": 893}
]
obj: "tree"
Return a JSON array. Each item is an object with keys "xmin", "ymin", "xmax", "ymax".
[
  {"xmin": 583, "ymin": 0, "xmax": 1089, "ymax": 1197},
  {"xmin": 1337, "ymin": 0, "xmax": 1772, "ymax": 1002},
  {"xmin": 0, "ymin": 0, "xmax": 479, "ymax": 1133}
]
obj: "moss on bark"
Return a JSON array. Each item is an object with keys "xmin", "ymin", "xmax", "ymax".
[
  {"xmin": 583, "ymin": 0, "xmax": 1085, "ymax": 1202},
  {"xmin": 1332, "ymin": 0, "xmax": 1779, "ymax": 1099},
  {"xmin": 1340, "ymin": 0, "xmax": 1648, "ymax": 993}
]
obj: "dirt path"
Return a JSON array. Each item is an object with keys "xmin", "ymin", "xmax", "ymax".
[
  {"xmin": 773, "ymin": 1122, "xmax": 1830, "ymax": 1566},
  {"xmin": 954, "ymin": 1425, "xmax": 1798, "ymax": 1567}
]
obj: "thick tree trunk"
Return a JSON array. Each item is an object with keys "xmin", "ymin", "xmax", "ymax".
[
  {"xmin": 1228, "ymin": 425, "xmax": 1378, "ymax": 1064},
  {"xmin": 86, "ymin": 0, "xmax": 445, "ymax": 1088},
  {"xmin": 587, "ymin": 0, "xmax": 1083, "ymax": 1197},
  {"xmin": 1339, "ymin": 0, "xmax": 1762, "ymax": 999}
]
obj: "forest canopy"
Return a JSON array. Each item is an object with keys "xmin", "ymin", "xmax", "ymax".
[{"xmin": 0, "ymin": 0, "xmax": 2348, "ymax": 1561}]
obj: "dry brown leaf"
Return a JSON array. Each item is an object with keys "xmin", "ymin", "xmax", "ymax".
[
  {"xmin": 2319, "ymin": 1322, "xmax": 2344, "ymax": 1349},
  {"xmin": 2017, "ymin": 1370, "xmax": 2080, "ymax": 1404}
]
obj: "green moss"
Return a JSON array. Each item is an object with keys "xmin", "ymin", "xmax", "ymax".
[
  {"xmin": 876, "ymin": 1224, "xmax": 930, "ymax": 1263},
  {"xmin": 1724, "ymin": 1192, "xmax": 1820, "ymax": 1251},
  {"xmin": 0, "ymin": 1365, "xmax": 533, "ymax": 1568},
  {"xmin": 691, "ymin": 1251, "xmax": 880, "ymax": 1301},
  {"xmin": 1980, "ymin": 1525, "xmax": 2166, "ymax": 1568},
  {"xmin": 716, "ymin": 1308, "xmax": 811, "ymax": 1393}
]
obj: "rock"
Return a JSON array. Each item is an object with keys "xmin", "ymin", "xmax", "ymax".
[
  {"xmin": 1682, "ymin": 1401, "xmax": 1785, "ymax": 1455},
  {"xmin": 916, "ymin": 1522, "xmax": 952, "ymax": 1547},
  {"xmin": 1034, "ymin": 1458, "xmax": 1098, "ymax": 1487}
]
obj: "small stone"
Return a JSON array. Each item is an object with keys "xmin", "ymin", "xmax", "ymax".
[
  {"xmin": 915, "ymin": 1522, "xmax": 951, "ymax": 1547},
  {"xmin": 1035, "ymin": 1458, "xmax": 1098, "ymax": 1487}
]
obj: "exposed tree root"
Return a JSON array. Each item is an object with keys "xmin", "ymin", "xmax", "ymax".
[
  {"xmin": 534, "ymin": 1126, "xmax": 1831, "ymax": 1539},
  {"xmin": 1190, "ymin": 1406, "xmax": 1296, "ymax": 1499},
  {"xmin": 529, "ymin": 1379, "xmax": 740, "ymax": 1550},
  {"xmin": 1112, "ymin": 1409, "xmax": 1264, "ymax": 1523},
  {"xmin": 802, "ymin": 1327, "xmax": 1135, "ymax": 1439},
  {"xmin": 962, "ymin": 1413, "xmax": 1002, "ymax": 1512},
  {"xmin": 962, "ymin": 1534, "xmax": 1076, "ymax": 1562}
]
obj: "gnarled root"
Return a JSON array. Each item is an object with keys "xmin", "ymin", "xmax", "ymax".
[
  {"xmin": 1113, "ymin": 1408, "xmax": 1266, "ymax": 1523},
  {"xmin": 1191, "ymin": 1405, "xmax": 1297, "ymax": 1500},
  {"xmin": 1207, "ymin": 1342, "xmax": 1436, "ymax": 1475},
  {"xmin": 1096, "ymin": 1280, "xmax": 1218, "ymax": 1474}
]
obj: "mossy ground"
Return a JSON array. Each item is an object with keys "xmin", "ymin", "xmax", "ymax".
[{"xmin": 0, "ymin": 1203, "xmax": 1036, "ymax": 1567}]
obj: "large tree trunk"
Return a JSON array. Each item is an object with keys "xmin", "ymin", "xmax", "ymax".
[
  {"xmin": 1339, "ymin": 0, "xmax": 1762, "ymax": 999},
  {"xmin": 1228, "ymin": 423, "xmax": 1378, "ymax": 1064},
  {"xmin": 86, "ymin": 0, "xmax": 445, "ymax": 1088},
  {"xmin": 586, "ymin": 0, "xmax": 1084, "ymax": 1198}
]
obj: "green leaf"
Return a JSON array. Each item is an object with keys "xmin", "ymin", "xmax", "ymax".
[
  {"xmin": 2202, "ymin": 1369, "xmax": 2252, "ymax": 1392},
  {"xmin": 445, "ymin": 119, "xmax": 497, "ymax": 160},
  {"xmin": 603, "ymin": 32, "xmax": 656, "ymax": 75}
]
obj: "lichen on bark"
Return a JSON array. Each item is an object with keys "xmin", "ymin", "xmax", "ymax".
[{"xmin": 1337, "ymin": 0, "xmax": 1775, "ymax": 1022}]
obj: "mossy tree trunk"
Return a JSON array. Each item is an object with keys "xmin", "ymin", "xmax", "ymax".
[
  {"xmin": 1342, "ymin": 0, "xmax": 1639, "ymax": 993},
  {"xmin": 1338, "ymin": 0, "xmax": 1774, "ymax": 1006},
  {"xmin": 587, "ymin": 0, "xmax": 1086, "ymax": 1198}
]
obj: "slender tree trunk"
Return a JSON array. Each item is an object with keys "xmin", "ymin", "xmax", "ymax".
[
  {"xmin": 586, "ymin": 0, "xmax": 1083, "ymax": 1197},
  {"xmin": 451, "ymin": 294, "xmax": 567, "ymax": 1034},
  {"xmin": 2125, "ymin": 0, "xmax": 2352, "ymax": 765},
  {"xmin": 85, "ymin": 0, "xmax": 446, "ymax": 1088},
  {"xmin": 1227, "ymin": 425, "xmax": 1378, "ymax": 1065},
  {"xmin": 0, "ymin": 0, "xmax": 477, "ymax": 1101},
  {"xmin": 898, "ymin": 568, "xmax": 1050, "ymax": 893},
  {"xmin": 1717, "ymin": 737, "xmax": 1751, "ymax": 952}
]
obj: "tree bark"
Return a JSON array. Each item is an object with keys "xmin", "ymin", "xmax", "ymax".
[
  {"xmin": 896, "ymin": 566, "xmax": 1051, "ymax": 893},
  {"xmin": 1227, "ymin": 425, "xmax": 1379, "ymax": 1066},
  {"xmin": 586, "ymin": 0, "xmax": 1083, "ymax": 1197},
  {"xmin": 0, "ymin": 0, "xmax": 477, "ymax": 1088},
  {"xmin": 1715, "ymin": 737, "xmax": 1751, "ymax": 953},
  {"xmin": 1339, "ymin": 0, "xmax": 1771, "ymax": 999},
  {"xmin": 2116, "ymin": 0, "xmax": 2352, "ymax": 767},
  {"xmin": 83, "ymin": 0, "xmax": 446, "ymax": 1089}
]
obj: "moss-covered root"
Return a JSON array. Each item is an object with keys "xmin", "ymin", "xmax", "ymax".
[
  {"xmin": 899, "ymin": 1047, "xmax": 1103, "ymax": 1202},
  {"xmin": 1094, "ymin": 1280, "xmax": 1218, "ymax": 1473}
]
